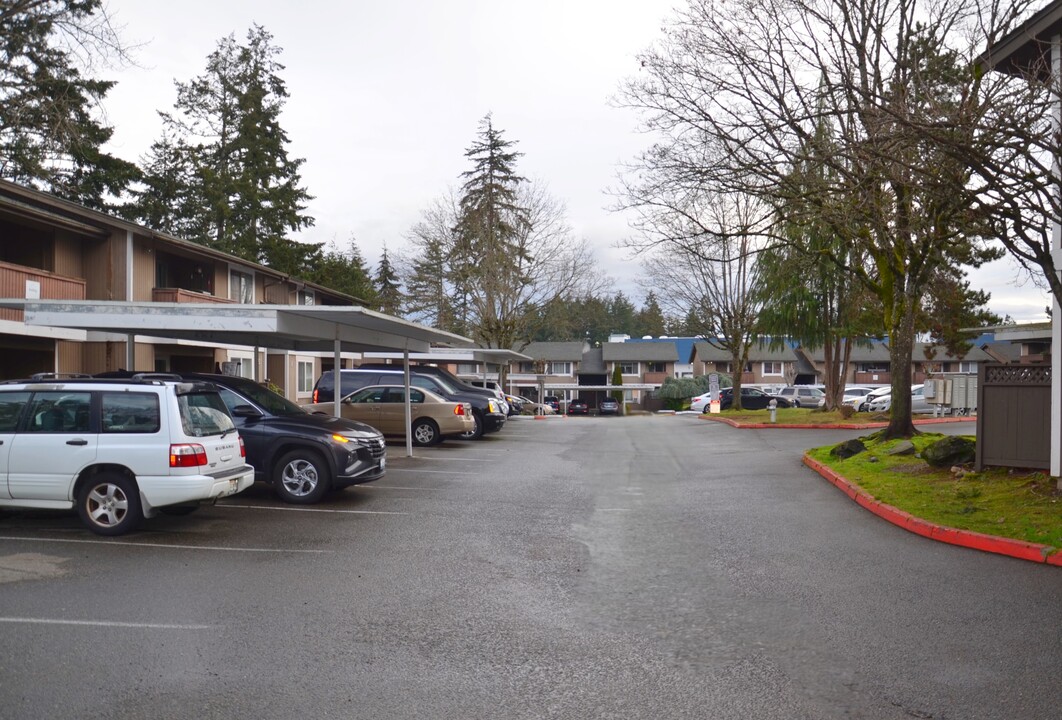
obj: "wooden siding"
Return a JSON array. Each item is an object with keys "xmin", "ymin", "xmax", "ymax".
[
  {"xmin": 53, "ymin": 229, "xmax": 85, "ymax": 279},
  {"xmin": 0, "ymin": 260, "xmax": 86, "ymax": 321},
  {"xmin": 152, "ymin": 288, "xmax": 236, "ymax": 304},
  {"xmin": 132, "ymin": 237, "xmax": 155, "ymax": 302}
]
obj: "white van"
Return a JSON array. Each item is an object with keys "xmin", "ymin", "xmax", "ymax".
[{"xmin": 0, "ymin": 374, "xmax": 254, "ymax": 535}]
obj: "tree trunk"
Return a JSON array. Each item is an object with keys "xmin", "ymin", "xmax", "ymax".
[{"xmin": 882, "ymin": 308, "xmax": 917, "ymax": 439}]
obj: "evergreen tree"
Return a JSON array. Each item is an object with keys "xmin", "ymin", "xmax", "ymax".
[
  {"xmin": 450, "ymin": 114, "xmax": 531, "ymax": 347},
  {"xmin": 308, "ymin": 239, "xmax": 378, "ymax": 305},
  {"xmin": 635, "ymin": 292, "xmax": 668, "ymax": 337},
  {"xmin": 133, "ymin": 25, "xmax": 315, "ymax": 274},
  {"xmin": 607, "ymin": 292, "xmax": 639, "ymax": 337},
  {"xmin": 0, "ymin": 0, "xmax": 139, "ymax": 208},
  {"xmin": 404, "ymin": 228, "xmax": 458, "ymax": 333},
  {"xmin": 374, "ymin": 246, "xmax": 403, "ymax": 316}
]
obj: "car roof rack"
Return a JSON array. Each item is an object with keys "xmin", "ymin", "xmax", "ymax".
[
  {"xmin": 131, "ymin": 372, "xmax": 184, "ymax": 382},
  {"xmin": 28, "ymin": 372, "xmax": 92, "ymax": 381}
]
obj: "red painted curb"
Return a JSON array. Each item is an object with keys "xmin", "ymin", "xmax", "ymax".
[
  {"xmin": 802, "ymin": 454, "xmax": 1061, "ymax": 566},
  {"xmin": 700, "ymin": 416, "xmax": 974, "ymax": 430}
]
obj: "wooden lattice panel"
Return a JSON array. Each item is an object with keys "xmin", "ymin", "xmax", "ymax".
[{"xmin": 984, "ymin": 365, "xmax": 1050, "ymax": 386}]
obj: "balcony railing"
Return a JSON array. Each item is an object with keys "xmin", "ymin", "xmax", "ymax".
[
  {"xmin": 855, "ymin": 371, "xmax": 891, "ymax": 384},
  {"xmin": 643, "ymin": 371, "xmax": 669, "ymax": 384},
  {"xmin": 0, "ymin": 261, "xmax": 86, "ymax": 322},
  {"xmin": 152, "ymin": 288, "xmax": 235, "ymax": 304}
]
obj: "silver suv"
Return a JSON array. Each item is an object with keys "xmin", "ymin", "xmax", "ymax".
[
  {"xmin": 776, "ymin": 385, "xmax": 826, "ymax": 408},
  {"xmin": 0, "ymin": 374, "xmax": 254, "ymax": 535}
]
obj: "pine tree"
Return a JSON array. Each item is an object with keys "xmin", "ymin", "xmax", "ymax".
[
  {"xmin": 635, "ymin": 292, "xmax": 668, "ymax": 337},
  {"xmin": 374, "ymin": 246, "xmax": 403, "ymax": 316},
  {"xmin": 0, "ymin": 1, "xmax": 139, "ymax": 208},
  {"xmin": 308, "ymin": 239, "xmax": 378, "ymax": 305},
  {"xmin": 133, "ymin": 25, "xmax": 315, "ymax": 274}
]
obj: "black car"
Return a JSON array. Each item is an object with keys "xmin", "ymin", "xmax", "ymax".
[
  {"xmin": 714, "ymin": 387, "xmax": 791, "ymax": 411},
  {"xmin": 543, "ymin": 396, "xmax": 561, "ymax": 413},
  {"xmin": 160, "ymin": 373, "xmax": 386, "ymax": 504},
  {"xmin": 598, "ymin": 398, "xmax": 620, "ymax": 415},
  {"xmin": 313, "ymin": 369, "xmax": 506, "ymax": 440},
  {"xmin": 567, "ymin": 399, "xmax": 590, "ymax": 415}
]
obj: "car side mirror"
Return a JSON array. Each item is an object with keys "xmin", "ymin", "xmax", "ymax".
[{"xmin": 231, "ymin": 404, "xmax": 263, "ymax": 418}]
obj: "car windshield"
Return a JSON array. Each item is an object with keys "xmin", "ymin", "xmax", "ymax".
[{"xmin": 219, "ymin": 378, "xmax": 308, "ymax": 416}]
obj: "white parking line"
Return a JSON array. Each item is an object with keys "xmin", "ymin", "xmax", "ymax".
[
  {"xmin": 402, "ymin": 456, "xmax": 494, "ymax": 462},
  {"xmin": 384, "ymin": 468, "xmax": 464, "ymax": 475},
  {"xmin": 0, "ymin": 617, "xmax": 213, "ymax": 630},
  {"xmin": 360, "ymin": 485, "xmax": 436, "ymax": 490},
  {"xmin": 0, "ymin": 536, "xmax": 330, "ymax": 553},
  {"xmin": 220, "ymin": 504, "xmax": 408, "ymax": 515}
]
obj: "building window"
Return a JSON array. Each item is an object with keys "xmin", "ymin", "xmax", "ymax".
[
  {"xmin": 518, "ymin": 361, "xmax": 535, "ymax": 373},
  {"xmin": 646, "ymin": 361, "xmax": 666, "ymax": 373},
  {"xmin": 724, "ymin": 362, "xmax": 753, "ymax": 373},
  {"xmin": 858, "ymin": 363, "xmax": 889, "ymax": 373},
  {"xmin": 958, "ymin": 361, "xmax": 976, "ymax": 373},
  {"xmin": 762, "ymin": 361, "xmax": 783, "ymax": 376},
  {"xmin": 547, "ymin": 361, "xmax": 572, "ymax": 375},
  {"xmin": 297, "ymin": 359, "xmax": 314, "ymax": 394},
  {"xmin": 227, "ymin": 354, "xmax": 255, "ymax": 379},
  {"xmin": 457, "ymin": 363, "xmax": 479, "ymax": 375},
  {"xmin": 297, "ymin": 289, "xmax": 314, "ymax": 306},
  {"xmin": 619, "ymin": 362, "xmax": 639, "ymax": 375},
  {"xmin": 229, "ymin": 269, "xmax": 254, "ymax": 304}
]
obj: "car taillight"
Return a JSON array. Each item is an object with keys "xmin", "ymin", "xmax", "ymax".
[
  {"xmin": 454, "ymin": 404, "xmax": 466, "ymax": 416},
  {"xmin": 170, "ymin": 443, "xmax": 207, "ymax": 468},
  {"xmin": 313, "ymin": 388, "xmax": 318, "ymax": 403},
  {"xmin": 239, "ymin": 436, "xmax": 246, "ymax": 457}
]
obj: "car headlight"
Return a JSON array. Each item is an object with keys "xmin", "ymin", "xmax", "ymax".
[{"xmin": 488, "ymin": 400, "xmax": 497, "ymax": 412}]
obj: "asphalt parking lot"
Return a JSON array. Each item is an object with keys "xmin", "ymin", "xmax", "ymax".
[{"xmin": 1, "ymin": 415, "xmax": 1060, "ymax": 719}]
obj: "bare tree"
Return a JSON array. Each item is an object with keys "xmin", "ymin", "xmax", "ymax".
[
  {"xmin": 401, "ymin": 181, "xmax": 606, "ymax": 349},
  {"xmin": 637, "ymin": 192, "xmax": 767, "ymax": 409},
  {"xmin": 619, "ymin": 0, "xmax": 1028, "ymax": 438}
]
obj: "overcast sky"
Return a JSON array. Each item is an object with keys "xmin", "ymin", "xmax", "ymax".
[{"xmin": 98, "ymin": 0, "xmax": 1050, "ymax": 324}]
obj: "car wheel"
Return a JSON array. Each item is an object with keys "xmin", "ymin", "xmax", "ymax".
[
  {"xmin": 460, "ymin": 410, "xmax": 485, "ymax": 440},
  {"xmin": 77, "ymin": 472, "xmax": 143, "ymax": 536},
  {"xmin": 412, "ymin": 418, "xmax": 441, "ymax": 446},
  {"xmin": 274, "ymin": 449, "xmax": 331, "ymax": 504}
]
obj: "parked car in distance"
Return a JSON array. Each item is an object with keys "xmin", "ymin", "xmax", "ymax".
[
  {"xmin": 504, "ymin": 394, "xmax": 524, "ymax": 416},
  {"xmin": 689, "ymin": 392, "xmax": 713, "ymax": 413},
  {"xmin": 313, "ymin": 369, "xmax": 505, "ymax": 440},
  {"xmin": 715, "ymin": 387, "xmax": 792, "ymax": 411},
  {"xmin": 543, "ymin": 396, "xmax": 561, "ymax": 413},
  {"xmin": 841, "ymin": 386, "xmax": 875, "ymax": 400},
  {"xmin": 567, "ymin": 399, "xmax": 590, "ymax": 415},
  {"xmin": 0, "ymin": 373, "xmax": 254, "ymax": 535},
  {"xmin": 598, "ymin": 398, "xmax": 620, "ymax": 415},
  {"xmin": 174, "ymin": 373, "xmax": 387, "ymax": 504},
  {"xmin": 776, "ymin": 385, "xmax": 826, "ymax": 408},
  {"xmin": 355, "ymin": 363, "xmax": 509, "ymax": 414},
  {"xmin": 867, "ymin": 384, "xmax": 934, "ymax": 414},
  {"xmin": 849, "ymin": 386, "xmax": 892, "ymax": 412},
  {"xmin": 307, "ymin": 385, "xmax": 473, "ymax": 446}
]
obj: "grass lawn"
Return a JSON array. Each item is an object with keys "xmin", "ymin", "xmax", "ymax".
[
  {"xmin": 807, "ymin": 434, "xmax": 1062, "ymax": 548},
  {"xmin": 714, "ymin": 407, "xmax": 888, "ymax": 425}
]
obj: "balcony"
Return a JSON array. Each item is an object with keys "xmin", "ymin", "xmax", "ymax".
[
  {"xmin": 0, "ymin": 261, "xmax": 86, "ymax": 322},
  {"xmin": 152, "ymin": 288, "xmax": 235, "ymax": 304},
  {"xmin": 855, "ymin": 371, "xmax": 891, "ymax": 384},
  {"xmin": 643, "ymin": 371, "xmax": 669, "ymax": 384}
]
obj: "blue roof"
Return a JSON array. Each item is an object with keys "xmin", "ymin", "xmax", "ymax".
[{"xmin": 623, "ymin": 337, "xmax": 697, "ymax": 361}]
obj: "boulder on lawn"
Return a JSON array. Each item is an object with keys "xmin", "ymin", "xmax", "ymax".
[
  {"xmin": 923, "ymin": 436, "xmax": 976, "ymax": 468},
  {"xmin": 830, "ymin": 438, "xmax": 866, "ymax": 459},
  {"xmin": 885, "ymin": 440, "xmax": 917, "ymax": 457}
]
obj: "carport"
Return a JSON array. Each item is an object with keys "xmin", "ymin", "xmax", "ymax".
[{"xmin": 0, "ymin": 299, "xmax": 474, "ymax": 456}]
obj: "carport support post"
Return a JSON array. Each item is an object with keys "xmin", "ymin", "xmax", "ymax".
[
  {"xmin": 333, "ymin": 338, "xmax": 341, "ymax": 419},
  {"xmin": 1053, "ymin": 37, "xmax": 1062, "ymax": 481},
  {"xmin": 125, "ymin": 333, "xmax": 135, "ymax": 371},
  {"xmin": 403, "ymin": 346, "xmax": 412, "ymax": 457}
]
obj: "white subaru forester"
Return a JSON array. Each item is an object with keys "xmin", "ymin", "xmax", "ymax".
[{"xmin": 0, "ymin": 373, "xmax": 254, "ymax": 535}]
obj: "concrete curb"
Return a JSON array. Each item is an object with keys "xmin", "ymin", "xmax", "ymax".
[
  {"xmin": 700, "ymin": 416, "xmax": 975, "ymax": 430},
  {"xmin": 802, "ymin": 453, "xmax": 1062, "ymax": 567}
]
